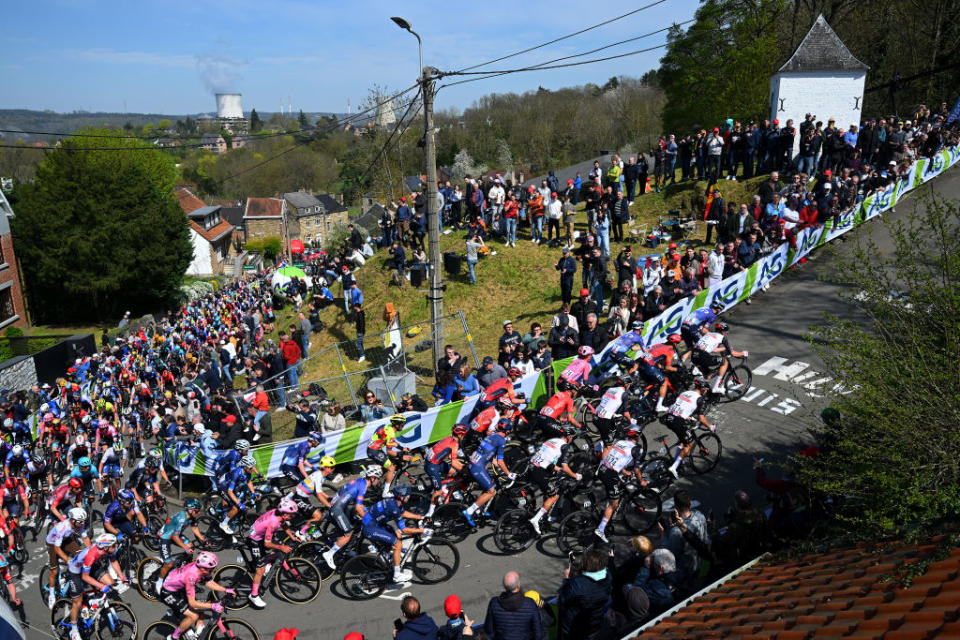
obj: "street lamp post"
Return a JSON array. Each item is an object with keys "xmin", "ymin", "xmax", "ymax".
[{"xmin": 391, "ymin": 16, "xmax": 443, "ymax": 376}]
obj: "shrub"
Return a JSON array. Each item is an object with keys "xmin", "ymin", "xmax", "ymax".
[{"xmin": 3, "ymin": 327, "xmax": 24, "ymax": 337}]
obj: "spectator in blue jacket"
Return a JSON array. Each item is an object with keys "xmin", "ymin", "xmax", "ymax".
[
  {"xmin": 454, "ymin": 364, "xmax": 480, "ymax": 398},
  {"xmin": 738, "ymin": 231, "xmax": 763, "ymax": 267},
  {"xmin": 396, "ymin": 595, "xmax": 439, "ymax": 640},
  {"xmin": 484, "ymin": 572, "xmax": 544, "ymax": 640},
  {"xmin": 557, "ymin": 549, "xmax": 612, "ymax": 640}
]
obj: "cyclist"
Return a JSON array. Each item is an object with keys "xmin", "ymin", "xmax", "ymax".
[
  {"xmin": 156, "ymin": 498, "xmax": 206, "ymax": 593},
  {"xmin": 320, "ymin": 466, "xmax": 383, "ymax": 569},
  {"xmin": 5, "ymin": 416, "xmax": 31, "ymax": 446},
  {"xmin": 0, "ymin": 550, "xmax": 19, "ymax": 609},
  {"xmin": 366, "ymin": 414, "xmax": 411, "ymax": 496},
  {"xmin": 217, "ymin": 455, "xmax": 257, "ymax": 534},
  {"xmin": 593, "ymin": 375, "xmax": 640, "ymax": 445},
  {"xmin": 691, "ymin": 322, "xmax": 748, "ymax": 394},
  {"xmin": 246, "ymin": 498, "xmax": 300, "ymax": 609},
  {"xmin": 662, "ymin": 378, "xmax": 717, "ymax": 479},
  {"xmin": 527, "ymin": 426, "xmax": 583, "ymax": 535},
  {"xmin": 66, "ymin": 434, "xmax": 92, "ymax": 469},
  {"xmin": 680, "ymin": 301, "xmax": 724, "ymax": 356},
  {"xmin": 98, "ymin": 441, "xmax": 127, "ymax": 496},
  {"xmin": 594, "ymin": 427, "xmax": 646, "ymax": 543},
  {"xmin": 159, "ymin": 551, "xmax": 233, "ymax": 640},
  {"xmin": 103, "ymin": 489, "xmax": 148, "ymax": 538},
  {"xmin": 125, "ymin": 455, "xmax": 162, "ymax": 508},
  {"xmin": 424, "ymin": 425, "xmax": 468, "ymax": 517},
  {"xmin": 278, "ymin": 431, "xmax": 325, "ymax": 484},
  {"xmin": 649, "ymin": 335, "xmax": 684, "ymax": 413},
  {"xmin": 64, "ymin": 533, "xmax": 128, "ymax": 640},
  {"xmin": 360, "ymin": 484, "xmax": 429, "ymax": 584},
  {"xmin": 538, "ymin": 382, "xmax": 583, "ymax": 436},
  {"xmin": 24, "ymin": 449, "xmax": 53, "ymax": 515},
  {"xmin": 289, "ymin": 456, "xmax": 337, "ymax": 534},
  {"xmin": 475, "ymin": 368, "xmax": 526, "ymax": 411},
  {"xmin": 93, "ymin": 418, "xmax": 119, "ymax": 454},
  {"xmin": 3, "ymin": 444, "xmax": 28, "ymax": 478},
  {"xmin": 559, "ymin": 346, "xmax": 595, "ymax": 387},
  {"xmin": 45, "ymin": 507, "xmax": 90, "ymax": 608},
  {"xmin": 462, "ymin": 420, "xmax": 515, "ymax": 528},
  {"xmin": 50, "ymin": 478, "xmax": 86, "ymax": 523},
  {"xmin": 212, "ymin": 439, "xmax": 250, "ymax": 491},
  {"xmin": 69, "ymin": 456, "xmax": 97, "ymax": 496},
  {"xmin": 0, "ymin": 476, "xmax": 30, "ymax": 525}
]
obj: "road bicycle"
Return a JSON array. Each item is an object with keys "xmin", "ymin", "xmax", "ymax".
[
  {"xmin": 339, "ymin": 532, "xmax": 460, "ymax": 600},
  {"xmin": 50, "ymin": 588, "xmax": 137, "ymax": 640},
  {"xmin": 135, "ymin": 539, "xmax": 210, "ymax": 602},
  {"xmin": 640, "ymin": 424, "xmax": 724, "ymax": 493},
  {"xmin": 212, "ymin": 544, "xmax": 322, "ymax": 610},
  {"xmin": 556, "ymin": 479, "xmax": 663, "ymax": 554},
  {"xmin": 700, "ymin": 355, "xmax": 752, "ymax": 401},
  {"xmin": 141, "ymin": 606, "xmax": 259, "ymax": 640}
]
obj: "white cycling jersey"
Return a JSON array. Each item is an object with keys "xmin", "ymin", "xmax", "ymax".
[
  {"xmin": 602, "ymin": 439, "xmax": 639, "ymax": 472},
  {"xmin": 595, "ymin": 387, "xmax": 626, "ymax": 420},
  {"xmin": 669, "ymin": 390, "xmax": 702, "ymax": 419},
  {"xmin": 695, "ymin": 332, "xmax": 724, "ymax": 353},
  {"xmin": 531, "ymin": 438, "xmax": 567, "ymax": 469}
]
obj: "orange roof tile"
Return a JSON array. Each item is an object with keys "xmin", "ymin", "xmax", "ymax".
[
  {"xmin": 175, "ymin": 187, "xmax": 207, "ymax": 214},
  {"xmin": 631, "ymin": 539, "xmax": 960, "ymax": 640},
  {"xmin": 190, "ymin": 220, "xmax": 233, "ymax": 243}
]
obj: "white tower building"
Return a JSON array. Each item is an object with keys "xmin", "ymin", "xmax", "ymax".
[{"xmin": 769, "ymin": 15, "xmax": 868, "ymax": 155}]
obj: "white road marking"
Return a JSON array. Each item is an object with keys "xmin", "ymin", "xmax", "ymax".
[{"xmin": 378, "ymin": 589, "xmax": 412, "ymax": 601}]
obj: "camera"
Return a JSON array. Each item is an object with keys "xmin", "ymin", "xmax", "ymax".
[{"xmin": 394, "ymin": 618, "xmax": 404, "ymax": 632}]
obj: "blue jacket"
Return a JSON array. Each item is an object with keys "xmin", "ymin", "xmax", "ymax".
[
  {"xmin": 558, "ymin": 571, "xmax": 611, "ymax": 640},
  {"xmin": 484, "ymin": 591, "xmax": 544, "ymax": 640},
  {"xmin": 397, "ymin": 614, "xmax": 439, "ymax": 640}
]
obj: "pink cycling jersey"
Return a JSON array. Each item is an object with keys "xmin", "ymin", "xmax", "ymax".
[
  {"xmin": 560, "ymin": 358, "xmax": 592, "ymax": 385},
  {"xmin": 163, "ymin": 562, "xmax": 204, "ymax": 599},
  {"xmin": 248, "ymin": 509, "xmax": 282, "ymax": 543}
]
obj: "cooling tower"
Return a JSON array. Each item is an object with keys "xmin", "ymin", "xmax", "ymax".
[{"xmin": 216, "ymin": 93, "xmax": 243, "ymax": 119}]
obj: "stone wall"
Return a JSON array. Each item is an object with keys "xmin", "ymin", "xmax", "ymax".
[{"xmin": 0, "ymin": 355, "xmax": 37, "ymax": 390}]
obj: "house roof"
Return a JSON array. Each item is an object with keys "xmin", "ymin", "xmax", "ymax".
[
  {"xmin": 220, "ymin": 206, "xmax": 244, "ymax": 228},
  {"xmin": 244, "ymin": 197, "xmax": 285, "ymax": 218},
  {"xmin": 190, "ymin": 219, "xmax": 234, "ymax": 243},
  {"xmin": 778, "ymin": 15, "xmax": 869, "ymax": 73},
  {"xmin": 313, "ymin": 192, "xmax": 347, "ymax": 214},
  {"xmin": 175, "ymin": 187, "xmax": 206, "ymax": 215},
  {"xmin": 187, "ymin": 205, "xmax": 221, "ymax": 219},
  {"xmin": 634, "ymin": 535, "xmax": 960, "ymax": 639},
  {"xmin": 199, "ymin": 133, "xmax": 225, "ymax": 144},
  {"xmin": 283, "ymin": 192, "xmax": 321, "ymax": 209}
]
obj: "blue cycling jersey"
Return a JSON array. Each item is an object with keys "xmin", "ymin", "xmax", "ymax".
[
  {"xmin": 104, "ymin": 500, "xmax": 137, "ymax": 525},
  {"xmin": 469, "ymin": 432, "xmax": 506, "ymax": 468},
  {"xmin": 362, "ymin": 498, "xmax": 403, "ymax": 527},
  {"xmin": 220, "ymin": 467, "xmax": 251, "ymax": 493},
  {"xmin": 4, "ymin": 451, "xmax": 26, "ymax": 465},
  {"xmin": 214, "ymin": 450, "xmax": 240, "ymax": 477},
  {"xmin": 281, "ymin": 440, "xmax": 324, "ymax": 467},
  {"xmin": 334, "ymin": 477, "xmax": 368, "ymax": 506},
  {"xmin": 70, "ymin": 466, "xmax": 96, "ymax": 482},
  {"xmin": 609, "ymin": 331, "xmax": 645, "ymax": 355},
  {"xmin": 682, "ymin": 308, "xmax": 716, "ymax": 328}
]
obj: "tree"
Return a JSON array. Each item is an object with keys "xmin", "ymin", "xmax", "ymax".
[
  {"xmin": 250, "ymin": 109, "xmax": 263, "ymax": 132},
  {"xmin": 298, "ymin": 109, "xmax": 309, "ymax": 129},
  {"xmin": 11, "ymin": 128, "xmax": 193, "ymax": 323},
  {"xmin": 797, "ymin": 192, "xmax": 960, "ymax": 534}
]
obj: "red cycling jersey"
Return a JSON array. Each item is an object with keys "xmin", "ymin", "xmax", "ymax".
[{"xmin": 540, "ymin": 391, "xmax": 575, "ymax": 422}]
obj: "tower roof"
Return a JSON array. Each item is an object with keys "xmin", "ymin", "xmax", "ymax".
[{"xmin": 778, "ymin": 14, "xmax": 868, "ymax": 73}]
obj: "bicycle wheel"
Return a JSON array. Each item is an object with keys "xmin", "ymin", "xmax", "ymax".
[
  {"xmin": 340, "ymin": 554, "xmax": 389, "ymax": 599},
  {"xmin": 50, "ymin": 598, "xmax": 73, "ymax": 640},
  {"xmin": 410, "ymin": 538, "xmax": 460, "ymax": 584},
  {"xmin": 493, "ymin": 509, "xmax": 536, "ymax": 554},
  {"xmin": 208, "ymin": 618, "xmax": 261, "ymax": 640},
  {"xmin": 142, "ymin": 515, "xmax": 165, "ymax": 552},
  {"xmin": 213, "ymin": 564, "xmax": 252, "ymax": 610},
  {"xmin": 273, "ymin": 557, "xmax": 322, "ymax": 604},
  {"xmin": 116, "ymin": 544, "xmax": 143, "ymax": 582},
  {"xmin": 622, "ymin": 487, "xmax": 662, "ymax": 534},
  {"xmin": 11, "ymin": 529, "xmax": 27, "ymax": 564},
  {"xmin": 640, "ymin": 455, "xmax": 676, "ymax": 494},
  {"xmin": 724, "ymin": 364, "xmax": 752, "ymax": 400},
  {"xmin": 292, "ymin": 541, "xmax": 334, "ymax": 580},
  {"xmin": 578, "ymin": 399, "xmax": 600, "ymax": 436},
  {"xmin": 95, "ymin": 600, "xmax": 137, "ymax": 640},
  {"xmin": 502, "ymin": 442, "xmax": 531, "ymax": 475},
  {"xmin": 687, "ymin": 431, "xmax": 723, "ymax": 474},
  {"xmin": 430, "ymin": 502, "xmax": 472, "ymax": 544},
  {"xmin": 135, "ymin": 556, "xmax": 162, "ymax": 602},
  {"xmin": 140, "ymin": 621, "xmax": 176, "ymax": 640},
  {"xmin": 196, "ymin": 515, "xmax": 230, "ymax": 552},
  {"xmin": 571, "ymin": 430, "xmax": 596, "ymax": 455},
  {"xmin": 557, "ymin": 511, "xmax": 600, "ymax": 555}
]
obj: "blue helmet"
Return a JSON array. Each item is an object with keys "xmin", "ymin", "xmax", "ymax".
[
  {"xmin": 78, "ymin": 456, "xmax": 92, "ymax": 467},
  {"xmin": 497, "ymin": 418, "xmax": 513, "ymax": 433},
  {"xmin": 119, "ymin": 489, "xmax": 135, "ymax": 503},
  {"xmin": 393, "ymin": 484, "xmax": 412, "ymax": 499}
]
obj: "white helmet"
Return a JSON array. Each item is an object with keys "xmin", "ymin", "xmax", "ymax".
[
  {"xmin": 240, "ymin": 455, "xmax": 256, "ymax": 469},
  {"xmin": 68, "ymin": 507, "xmax": 87, "ymax": 523},
  {"xmin": 2, "ymin": 418, "xmax": 11, "ymax": 428},
  {"xmin": 40, "ymin": 403, "xmax": 50, "ymax": 413},
  {"xmin": 363, "ymin": 466, "xmax": 383, "ymax": 479},
  {"xmin": 95, "ymin": 533, "xmax": 117, "ymax": 549},
  {"xmin": 11, "ymin": 445, "xmax": 22, "ymax": 456},
  {"xmin": 82, "ymin": 415, "xmax": 92, "ymax": 425}
]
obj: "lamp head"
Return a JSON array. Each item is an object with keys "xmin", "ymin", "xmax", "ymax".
[{"xmin": 391, "ymin": 16, "xmax": 412, "ymax": 31}]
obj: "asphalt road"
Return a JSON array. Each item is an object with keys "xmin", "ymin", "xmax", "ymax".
[{"xmin": 15, "ymin": 166, "xmax": 959, "ymax": 640}]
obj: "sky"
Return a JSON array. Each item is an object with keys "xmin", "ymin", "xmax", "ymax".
[{"xmin": 0, "ymin": 0, "xmax": 700, "ymax": 116}]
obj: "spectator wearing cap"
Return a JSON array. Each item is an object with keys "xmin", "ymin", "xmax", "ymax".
[
  {"xmin": 498, "ymin": 321, "xmax": 522, "ymax": 367},
  {"xmin": 438, "ymin": 595, "xmax": 474, "ymax": 639},
  {"xmin": 546, "ymin": 192, "xmax": 563, "ymax": 242},
  {"xmin": 476, "ymin": 356, "xmax": 507, "ymax": 390},
  {"xmin": 570, "ymin": 289, "xmax": 597, "ymax": 331},
  {"xmin": 555, "ymin": 246, "xmax": 577, "ymax": 305},
  {"xmin": 484, "ymin": 571, "xmax": 544, "ymax": 640},
  {"xmin": 394, "ymin": 595, "xmax": 438, "ymax": 640}
]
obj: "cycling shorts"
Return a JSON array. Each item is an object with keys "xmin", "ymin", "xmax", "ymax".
[
  {"xmin": 469, "ymin": 463, "xmax": 494, "ymax": 492},
  {"xmin": 366, "ymin": 448, "xmax": 389, "ymax": 467},
  {"xmin": 110, "ymin": 520, "xmax": 137, "ymax": 537},
  {"xmin": 538, "ymin": 415, "xmax": 564, "ymax": 438},
  {"xmin": 362, "ymin": 522, "xmax": 397, "ymax": 547},
  {"xmin": 330, "ymin": 503, "xmax": 353, "ymax": 535},
  {"xmin": 27, "ymin": 474, "xmax": 45, "ymax": 492},
  {"xmin": 280, "ymin": 464, "xmax": 304, "ymax": 484},
  {"xmin": 160, "ymin": 588, "xmax": 190, "ymax": 615},
  {"xmin": 662, "ymin": 414, "xmax": 694, "ymax": 445},
  {"xmin": 598, "ymin": 466, "xmax": 623, "ymax": 501},
  {"xmin": 680, "ymin": 325, "xmax": 699, "ymax": 350},
  {"xmin": 67, "ymin": 571, "xmax": 86, "ymax": 598},
  {"xmin": 528, "ymin": 466, "xmax": 558, "ymax": 497},
  {"xmin": 244, "ymin": 537, "xmax": 270, "ymax": 568},
  {"xmin": 636, "ymin": 362, "xmax": 665, "ymax": 386},
  {"xmin": 691, "ymin": 349, "xmax": 724, "ymax": 372},
  {"xmin": 290, "ymin": 494, "xmax": 314, "ymax": 516},
  {"xmin": 3, "ymin": 501, "xmax": 21, "ymax": 517},
  {"xmin": 424, "ymin": 462, "xmax": 448, "ymax": 491},
  {"xmin": 101, "ymin": 464, "xmax": 123, "ymax": 478},
  {"xmin": 159, "ymin": 539, "xmax": 174, "ymax": 564}
]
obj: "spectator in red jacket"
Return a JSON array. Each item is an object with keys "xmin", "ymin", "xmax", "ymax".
[{"xmin": 279, "ymin": 330, "xmax": 302, "ymax": 394}]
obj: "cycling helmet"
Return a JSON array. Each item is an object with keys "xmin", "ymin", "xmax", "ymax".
[
  {"xmin": 555, "ymin": 378, "xmax": 574, "ymax": 392},
  {"xmin": 364, "ymin": 466, "xmax": 384, "ymax": 479},
  {"xmin": 235, "ymin": 439, "xmax": 250, "ymax": 451},
  {"xmin": 32, "ymin": 451, "xmax": 45, "ymax": 464},
  {"xmin": 11, "ymin": 445, "xmax": 22, "ymax": 456},
  {"xmin": 239, "ymin": 455, "xmax": 256, "ymax": 469},
  {"xmin": 625, "ymin": 427, "xmax": 642, "ymax": 439},
  {"xmin": 496, "ymin": 398, "xmax": 513, "ymax": 410},
  {"xmin": 119, "ymin": 489, "xmax": 135, "ymax": 503},
  {"xmin": 277, "ymin": 498, "xmax": 298, "ymax": 514},
  {"xmin": 75, "ymin": 434, "xmax": 86, "ymax": 445},
  {"xmin": 68, "ymin": 477, "xmax": 83, "ymax": 490},
  {"xmin": 43, "ymin": 412, "xmax": 55, "ymax": 422},
  {"xmin": 68, "ymin": 507, "xmax": 87, "ymax": 523},
  {"xmin": 184, "ymin": 498, "xmax": 202, "ymax": 511},
  {"xmin": 630, "ymin": 320, "xmax": 644, "ymax": 331},
  {"xmin": 319, "ymin": 456, "xmax": 336, "ymax": 468},
  {"xmin": 578, "ymin": 345, "xmax": 595, "ymax": 357},
  {"xmin": 389, "ymin": 414, "xmax": 406, "ymax": 425},
  {"xmin": 196, "ymin": 551, "xmax": 218, "ymax": 569},
  {"xmin": 95, "ymin": 533, "xmax": 117, "ymax": 549},
  {"xmin": 497, "ymin": 417, "xmax": 513, "ymax": 433},
  {"xmin": 78, "ymin": 456, "xmax": 92, "ymax": 468},
  {"xmin": 452, "ymin": 424, "xmax": 469, "ymax": 438},
  {"xmin": 693, "ymin": 377, "xmax": 711, "ymax": 390},
  {"xmin": 4, "ymin": 478, "xmax": 16, "ymax": 489},
  {"xmin": 2, "ymin": 418, "xmax": 11, "ymax": 428},
  {"xmin": 507, "ymin": 367, "xmax": 523, "ymax": 377},
  {"xmin": 710, "ymin": 301, "xmax": 725, "ymax": 313},
  {"xmin": 308, "ymin": 431, "xmax": 323, "ymax": 442},
  {"xmin": 392, "ymin": 484, "xmax": 412, "ymax": 499},
  {"xmin": 149, "ymin": 448, "xmax": 163, "ymax": 459},
  {"xmin": 113, "ymin": 442, "xmax": 124, "ymax": 452},
  {"xmin": 145, "ymin": 457, "xmax": 160, "ymax": 469},
  {"xmin": 666, "ymin": 334, "xmax": 683, "ymax": 345},
  {"xmin": 40, "ymin": 403, "xmax": 50, "ymax": 413},
  {"xmin": 715, "ymin": 321, "xmax": 729, "ymax": 332},
  {"xmin": 82, "ymin": 415, "xmax": 92, "ymax": 425}
]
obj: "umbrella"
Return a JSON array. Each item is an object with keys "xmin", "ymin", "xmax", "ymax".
[
  {"xmin": 290, "ymin": 238, "xmax": 305, "ymax": 253},
  {"xmin": 277, "ymin": 266, "xmax": 307, "ymax": 279}
]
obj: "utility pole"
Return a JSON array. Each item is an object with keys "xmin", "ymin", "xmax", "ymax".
[{"xmin": 422, "ymin": 66, "xmax": 444, "ymax": 374}]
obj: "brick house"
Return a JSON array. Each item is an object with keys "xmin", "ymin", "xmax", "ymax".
[
  {"xmin": 243, "ymin": 197, "xmax": 286, "ymax": 242},
  {"xmin": 282, "ymin": 191, "xmax": 348, "ymax": 249},
  {"xmin": 174, "ymin": 188, "xmax": 234, "ymax": 276},
  {"xmin": 199, "ymin": 133, "xmax": 228, "ymax": 154},
  {"xmin": 0, "ymin": 190, "xmax": 26, "ymax": 329}
]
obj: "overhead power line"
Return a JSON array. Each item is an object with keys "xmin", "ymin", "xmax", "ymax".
[
  {"xmin": 455, "ymin": 0, "xmax": 671, "ymax": 73},
  {"xmin": 355, "ymin": 88, "xmax": 423, "ymax": 186}
]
